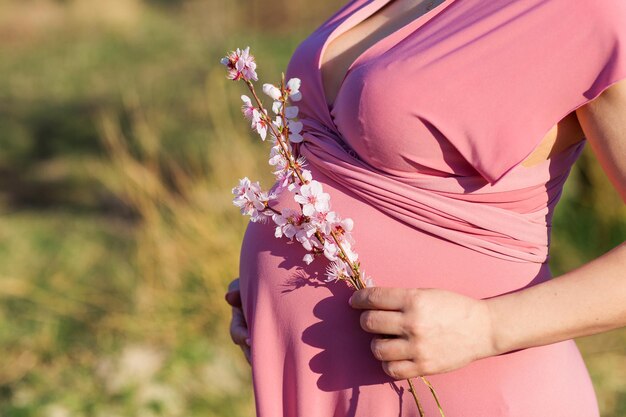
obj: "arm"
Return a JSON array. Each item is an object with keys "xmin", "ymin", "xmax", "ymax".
[
  {"xmin": 486, "ymin": 78, "xmax": 626, "ymax": 355},
  {"xmin": 349, "ymin": 79, "xmax": 626, "ymax": 379},
  {"xmin": 486, "ymin": 241, "xmax": 626, "ymax": 355}
]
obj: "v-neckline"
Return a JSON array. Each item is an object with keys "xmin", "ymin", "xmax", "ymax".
[{"xmin": 316, "ymin": 0, "xmax": 457, "ymax": 114}]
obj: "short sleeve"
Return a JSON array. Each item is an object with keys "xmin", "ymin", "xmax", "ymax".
[
  {"xmin": 578, "ymin": 1, "xmax": 626, "ymax": 101},
  {"xmin": 417, "ymin": 0, "xmax": 626, "ymax": 184},
  {"xmin": 487, "ymin": 0, "xmax": 626, "ymax": 184}
]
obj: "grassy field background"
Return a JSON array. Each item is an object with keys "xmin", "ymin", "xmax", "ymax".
[{"xmin": 0, "ymin": 0, "xmax": 624, "ymax": 416}]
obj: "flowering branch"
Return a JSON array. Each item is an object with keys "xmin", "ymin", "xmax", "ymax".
[{"xmin": 221, "ymin": 46, "xmax": 444, "ymax": 416}]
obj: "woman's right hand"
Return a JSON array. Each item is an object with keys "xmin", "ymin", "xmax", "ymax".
[{"xmin": 224, "ymin": 277, "xmax": 251, "ymax": 365}]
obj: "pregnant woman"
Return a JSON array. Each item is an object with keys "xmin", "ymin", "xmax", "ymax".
[{"xmin": 225, "ymin": 0, "xmax": 626, "ymax": 415}]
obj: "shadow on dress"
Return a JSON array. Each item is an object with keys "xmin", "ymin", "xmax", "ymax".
[
  {"xmin": 262, "ymin": 138, "xmax": 583, "ymax": 416},
  {"xmin": 276, "ymin": 252, "xmax": 408, "ymax": 416}
]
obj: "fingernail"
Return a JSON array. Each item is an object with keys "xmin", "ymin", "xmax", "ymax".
[
  {"xmin": 348, "ymin": 294, "xmax": 353, "ymax": 306},
  {"xmin": 245, "ymin": 337, "xmax": 251, "ymax": 346}
]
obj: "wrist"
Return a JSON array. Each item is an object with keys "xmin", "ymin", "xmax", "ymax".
[{"xmin": 479, "ymin": 298, "xmax": 505, "ymax": 358}]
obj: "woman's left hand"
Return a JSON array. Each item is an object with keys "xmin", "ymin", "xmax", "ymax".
[{"xmin": 348, "ymin": 287, "xmax": 497, "ymax": 379}]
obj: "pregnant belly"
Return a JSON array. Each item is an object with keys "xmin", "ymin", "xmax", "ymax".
[
  {"xmin": 236, "ymin": 165, "xmax": 598, "ymax": 416},
  {"xmin": 238, "ymin": 163, "xmax": 553, "ymax": 315}
]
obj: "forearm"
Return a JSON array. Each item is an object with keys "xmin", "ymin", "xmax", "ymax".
[{"xmin": 484, "ymin": 241, "xmax": 626, "ymax": 356}]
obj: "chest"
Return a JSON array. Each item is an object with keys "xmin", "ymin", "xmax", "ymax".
[
  {"xmin": 319, "ymin": 0, "xmax": 584, "ymax": 171},
  {"xmin": 320, "ymin": 0, "xmax": 445, "ymax": 108}
]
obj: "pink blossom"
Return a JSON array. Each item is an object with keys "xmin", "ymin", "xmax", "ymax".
[
  {"xmin": 272, "ymin": 209, "xmax": 317, "ymax": 251},
  {"xmin": 273, "ymin": 155, "xmax": 307, "ymax": 190},
  {"xmin": 274, "ymin": 172, "xmax": 290, "ymax": 192},
  {"xmin": 270, "ymin": 115, "xmax": 303, "ymax": 144},
  {"xmin": 233, "ymin": 192, "xmax": 264, "ymax": 221},
  {"xmin": 294, "ymin": 180, "xmax": 330, "ymax": 216},
  {"xmin": 302, "ymin": 253, "xmax": 315, "ymax": 265},
  {"xmin": 272, "ymin": 102, "xmax": 299, "ymax": 119},
  {"xmin": 327, "ymin": 214, "xmax": 355, "ymax": 248},
  {"xmin": 287, "ymin": 168, "xmax": 312, "ymax": 192},
  {"xmin": 241, "ymin": 95, "xmax": 255, "ymax": 120},
  {"xmin": 319, "ymin": 228, "xmax": 358, "ymax": 264},
  {"xmin": 333, "ymin": 216, "xmax": 354, "ymax": 236},
  {"xmin": 337, "ymin": 238, "xmax": 358, "ymax": 263},
  {"xmin": 228, "ymin": 60, "xmax": 371, "ymax": 296},
  {"xmin": 324, "ymin": 260, "xmax": 349, "ymax": 283},
  {"xmin": 269, "ymin": 131, "xmax": 290, "ymax": 150},
  {"xmin": 300, "ymin": 169, "xmax": 313, "ymax": 182},
  {"xmin": 232, "ymin": 177, "xmax": 275, "ymax": 222},
  {"xmin": 268, "ymin": 145, "xmax": 287, "ymax": 168},
  {"xmin": 263, "ymin": 83, "xmax": 282, "ymax": 100},
  {"xmin": 273, "ymin": 209, "xmax": 306, "ymax": 239},
  {"xmin": 272, "ymin": 100, "xmax": 282, "ymax": 115},
  {"xmin": 323, "ymin": 239, "xmax": 339, "ymax": 261},
  {"xmin": 286, "ymin": 78, "xmax": 302, "ymax": 102},
  {"xmin": 272, "ymin": 115, "xmax": 285, "ymax": 130},
  {"xmin": 232, "ymin": 177, "xmax": 253, "ymax": 198},
  {"xmin": 295, "ymin": 224, "xmax": 317, "ymax": 251},
  {"xmin": 220, "ymin": 46, "xmax": 258, "ymax": 81},
  {"xmin": 310, "ymin": 210, "xmax": 335, "ymax": 235},
  {"xmin": 251, "ymin": 108, "xmax": 269, "ymax": 140}
]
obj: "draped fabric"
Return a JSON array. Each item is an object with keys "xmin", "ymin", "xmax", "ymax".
[
  {"xmin": 282, "ymin": 0, "xmax": 626, "ymax": 264},
  {"xmin": 297, "ymin": 118, "xmax": 583, "ymax": 263}
]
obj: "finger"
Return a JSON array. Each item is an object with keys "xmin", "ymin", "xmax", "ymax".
[
  {"xmin": 242, "ymin": 345, "xmax": 252, "ymax": 365},
  {"xmin": 382, "ymin": 359, "xmax": 417, "ymax": 380},
  {"xmin": 231, "ymin": 307, "xmax": 248, "ymax": 339},
  {"xmin": 349, "ymin": 287, "xmax": 408, "ymax": 311},
  {"xmin": 230, "ymin": 307, "xmax": 249, "ymax": 345},
  {"xmin": 359, "ymin": 310, "xmax": 405, "ymax": 335},
  {"xmin": 225, "ymin": 278, "xmax": 242, "ymax": 307},
  {"xmin": 225, "ymin": 290, "xmax": 242, "ymax": 308},
  {"xmin": 228, "ymin": 277, "xmax": 240, "ymax": 292},
  {"xmin": 370, "ymin": 335, "xmax": 411, "ymax": 362}
]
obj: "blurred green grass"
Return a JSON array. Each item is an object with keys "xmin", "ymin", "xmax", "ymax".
[{"xmin": 0, "ymin": 0, "xmax": 624, "ymax": 416}]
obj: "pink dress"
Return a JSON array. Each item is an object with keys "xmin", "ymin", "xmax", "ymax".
[{"xmin": 238, "ymin": 0, "xmax": 626, "ymax": 415}]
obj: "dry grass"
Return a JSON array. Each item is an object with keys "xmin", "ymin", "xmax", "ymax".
[{"xmin": 0, "ymin": 0, "xmax": 624, "ymax": 416}]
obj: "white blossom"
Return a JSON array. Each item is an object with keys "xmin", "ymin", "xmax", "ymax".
[
  {"xmin": 309, "ymin": 210, "xmax": 332, "ymax": 235},
  {"xmin": 272, "ymin": 208, "xmax": 302, "ymax": 239},
  {"xmin": 286, "ymin": 78, "xmax": 302, "ymax": 102},
  {"xmin": 268, "ymin": 145, "xmax": 287, "ymax": 167},
  {"xmin": 337, "ymin": 238, "xmax": 358, "ymax": 263},
  {"xmin": 232, "ymin": 177, "xmax": 275, "ymax": 222},
  {"xmin": 325, "ymin": 260, "xmax": 349, "ymax": 283},
  {"xmin": 294, "ymin": 180, "xmax": 330, "ymax": 216},
  {"xmin": 302, "ymin": 253, "xmax": 315, "ymax": 265},
  {"xmin": 272, "ymin": 114, "xmax": 284, "ymax": 130},
  {"xmin": 221, "ymin": 46, "xmax": 258, "ymax": 81},
  {"xmin": 295, "ymin": 223, "xmax": 317, "ymax": 251},
  {"xmin": 323, "ymin": 239, "xmax": 339, "ymax": 261},
  {"xmin": 300, "ymin": 169, "xmax": 312, "ymax": 182},
  {"xmin": 263, "ymin": 83, "xmax": 282, "ymax": 100},
  {"xmin": 227, "ymin": 56, "xmax": 370, "ymax": 293},
  {"xmin": 241, "ymin": 95, "xmax": 255, "ymax": 120},
  {"xmin": 272, "ymin": 100, "xmax": 283, "ymax": 114},
  {"xmin": 362, "ymin": 271, "xmax": 375, "ymax": 288},
  {"xmin": 251, "ymin": 108, "xmax": 269, "ymax": 140}
]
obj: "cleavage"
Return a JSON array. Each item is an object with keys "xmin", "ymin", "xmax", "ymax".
[
  {"xmin": 320, "ymin": 0, "xmax": 445, "ymax": 108},
  {"xmin": 321, "ymin": 0, "xmax": 585, "ymax": 167}
]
